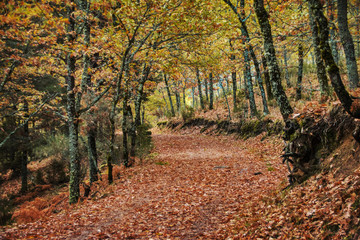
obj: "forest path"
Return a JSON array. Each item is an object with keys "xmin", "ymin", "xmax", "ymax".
[{"xmin": 3, "ymin": 133, "xmax": 287, "ymax": 239}]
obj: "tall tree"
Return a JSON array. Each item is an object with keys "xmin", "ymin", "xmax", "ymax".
[
  {"xmin": 308, "ymin": 3, "xmax": 330, "ymax": 96},
  {"xmin": 253, "ymin": 0, "xmax": 293, "ymax": 120},
  {"xmin": 209, "ymin": 72, "xmax": 214, "ymax": 110},
  {"xmin": 338, "ymin": 0, "xmax": 359, "ymax": 88},
  {"xmin": 196, "ymin": 68, "xmax": 205, "ymax": 110},
  {"xmin": 296, "ymin": 44, "xmax": 304, "ymax": 100}
]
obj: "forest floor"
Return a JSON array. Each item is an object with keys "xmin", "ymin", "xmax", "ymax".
[{"xmin": 1, "ymin": 130, "xmax": 287, "ymax": 239}]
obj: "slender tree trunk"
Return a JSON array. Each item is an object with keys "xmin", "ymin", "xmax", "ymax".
[
  {"xmin": 66, "ymin": 2, "xmax": 80, "ymax": 204},
  {"xmin": 164, "ymin": 74, "xmax": 175, "ymax": 117},
  {"xmin": 308, "ymin": 3, "xmax": 330, "ymax": 96},
  {"xmin": 122, "ymin": 96, "xmax": 130, "ymax": 167},
  {"xmin": 175, "ymin": 91, "xmax": 181, "ymax": 113},
  {"xmin": 296, "ymin": 45, "xmax": 304, "ymax": 100},
  {"xmin": 204, "ymin": 78, "xmax": 209, "ymax": 102},
  {"xmin": 232, "ymin": 71, "xmax": 237, "ymax": 110},
  {"xmin": 283, "ymin": 46, "xmax": 291, "ymax": 87},
  {"xmin": 254, "ymin": 0, "xmax": 293, "ymax": 120},
  {"xmin": 20, "ymin": 100, "xmax": 28, "ymax": 194},
  {"xmin": 262, "ymin": 53, "xmax": 273, "ymax": 100},
  {"xmin": 209, "ymin": 73, "xmax": 214, "ymax": 110},
  {"xmin": 196, "ymin": 68, "xmax": 205, "ymax": 110},
  {"xmin": 182, "ymin": 86, "xmax": 186, "ymax": 108},
  {"xmin": 244, "ymin": 50, "xmax": 258, "ymax": 117},
  {"xmin": 141, "ymin": 105, "xmax": 145, "ymax": 125},
  {"xmin": 192, "ymin": 86, "xmax": 195, "ymax": 108},
  {"xmin": 338, "ymin": 0, "xmax": 359, "ymax": 88},
  {"xmin": 327, "ymin": 0, "xmax": 339, "ymax": 64},
  {"xmin": 88, "ymin": 125, "xmax": 98, "ymax": 183}
]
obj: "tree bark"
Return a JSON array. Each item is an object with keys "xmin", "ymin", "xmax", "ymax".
[
  {"xmin": 232, "ymin": 71, "xmax": 237, "ymax": 110},
  {"xmin": 308, "ymin": 3, "xmax": 330, "ymax": 96},
  {"xmin": 244, "ymin": 50, "xmax": 258, "ymax": 118},
  {"xmin": 209, "ymin": 73, "xmax": 214, "ymax": 110},
  {"xmin": 262, "ymin": 53, "xmax": 273, "ymax": 100},
  {"xmin": 20, "ymin": 100, "xmax": 28, "ymax": 194},
  {"xmin": 338, "ymin": 0, "xmax": 359, "ymax": 88},
  {"xmin": 66, "ymin": 2, "xmax": 80, "ymax": 204},
  {"xmin": 196, "ymin": 68, "xmax": 205, "ymax": 110},
  {"xmin": 296, "ymin": 44, "xmax": 304, "ymax": 100},
  {"xmin": 254, "ymin": 0, "xmax": 293, "ymax": 120},
  {"xmin": 327, "ymin": 0, "xmax": 339, "ymax": 64},
  {"xmin": 164, "ymin": 74, "xmax": 175, "ymax": 117}
]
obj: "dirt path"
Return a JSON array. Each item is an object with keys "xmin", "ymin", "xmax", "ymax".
[{"xmin": 2, "ymin": 133, "xmax": 287, "ymax": 239}]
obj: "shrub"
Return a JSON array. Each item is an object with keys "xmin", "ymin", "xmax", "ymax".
[
  {"xmin": 33, "ymin": 133, "xmax": 69, "ymax": 161},
  {"xmin": 0, "ymin": 198, "xmax": 14, "ymax": 225},
  {"xmin": 181, "ymin": 106, "xmax": 195, "ymax": 122}
]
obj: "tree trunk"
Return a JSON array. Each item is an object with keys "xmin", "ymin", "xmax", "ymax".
[
  {"xmin": 192, "ymin": 86, "xmax": 195, "ymax": 108},
  {"xmin": 232, "ymin": 71, "xmax": 237, "ymax": 110},
  {"xmin": 204, "ymin": 78, "xmax": 209, "ymax": 102},
  {"xmin": 164, "ymin": 74, "xmax": 175, "ymax": 117},
  {"xmin": 66, "ymin": 2, "xmax": 80, "ymax": 204},
  {"xmin": 250, "ymin": 47, "xmax": 269, "ymax": 116},
  {"xmin": 20, "ymin": 100, "xmax": 28, "ymax": 194},
  {"xmin": 308, "ymin": 3, "xmax": 330, "ymax": 96},
  {"xmin": 175, "ymin": 91, "xmax": 181, "ymax": 113},
  {"xmin": 244, "ymin": 50, "xmax": 258, "ymax": 118},
  {"xmin": 209, "ymin": 73, "xmax": 214, "ymax": 110},
  {"xmin": 182, "ymin": 86, "xmax": 186, "ymax": 108},
  {"xmin": 254, "ymin": 0, "xmax": 293, "ymax": 120},
  {"xmin": 196, "ymin": 68, "xmax": 205, "ymax": 110},
  {"xmin": 88, "ymin": 125, "xmax": 98, "ymax": 183},
  {"xmin": 327, "ymin": 0, "xmax": 339, "ymax": 64},
  {"xmin": 296, "ymin": 44, "xmax": 304, "ymax": 100},
  {"xmin": 308, "ymin": 0, "xmax": 360, "ymax": 118},
  {"xmin": 262, "ymin": 53, "xmax": 273, "ymax": 100},
  {"xmin": 338, "ymin": 0, "xmax": 359, "ymax": 88},
  {"xmin": 283, "ymin": 46, "xmax": 291, "ymax": 87}
]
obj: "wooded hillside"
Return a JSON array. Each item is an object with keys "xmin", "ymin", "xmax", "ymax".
[{"xmin": 1, "ymin": 0, "xmax": 360, "ymax": 238}]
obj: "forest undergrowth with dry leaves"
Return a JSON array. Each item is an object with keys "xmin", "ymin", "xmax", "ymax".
[
  {"xmin": 2, "ymin": 117, "xmax": 360, "ymax": 239},
  {"xmin": 1, "ymin": 129, "xmax": 288, "ymax": 239}
]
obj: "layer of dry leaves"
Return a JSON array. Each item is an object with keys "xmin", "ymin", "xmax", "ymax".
[{"xmin": 1, "ymin": 132, "xmax": 287, "ymax": 239}]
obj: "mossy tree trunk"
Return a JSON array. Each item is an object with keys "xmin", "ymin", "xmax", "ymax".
[
  {"xmin": 209, "ymin": 73, "xmax": 214, "ymax": 110},
  {"xmin": 20, "ymin": 100, "xmax": 28, "ymax": 194},
  {"xmin": 254, "ymin": 0, "xmax": 293, "ymax": 121},
  {"xmin": 196, "ymin": 68, "xmax": 205, "ymax": 110},
  {"xmin": 308, "ymin": 3, "xmax": 330, "ymax": 96},
  {"xmin": 164, "ymin": 73, "xmax": 175, "ymax": 117},
  {"xmin": 327, "ymin": 0, "xmax": 339, "ymax": 64},
  {"xmin": 244, "ymin": 50, "xmax": 258, "ymax": 118},
  {"xmin": 66, "ymin": 2, "xmax": 80, "ymax": 204},
  {"xmin": 338, "ymin": 0, "xmax": 359, "ymax": 89},
  {"xmin": 296, "ymin": 44, "xmax": 304, "ymax": 100},
  {"xmin": 262, "ymin": 53, "xmax": 273, "ymax": 100}
]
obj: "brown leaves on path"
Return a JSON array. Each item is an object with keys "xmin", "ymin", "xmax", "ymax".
[{"xmin": 1, "ymin": 133, "xmax": 286, "ymax": 239}]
